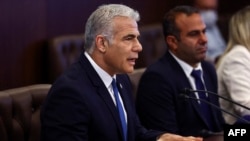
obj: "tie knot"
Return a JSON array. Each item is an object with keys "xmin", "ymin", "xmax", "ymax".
[
  {"xmin": 191, "ymin": 69, "xmax": 202, "ymax": 79},
  {"xmin": 112, "ymin": 78, "xmax": 117, "ymax": 88}
]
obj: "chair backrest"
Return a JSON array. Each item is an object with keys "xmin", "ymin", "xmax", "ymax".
[
  {"xmin": 47, "ymin": 34, "xmax": 84, "ymax": 83},
  {"xmin": 0, "ymin": 84, "xmax": 51, "ymax": 141},
  {"xmin": 46, "ymin": 24, "xmax": 166, "ymax": 83},
  {"xmin": 136, "ymin": 23, "xmax": 166, "ymax": 68},
  {"xmin": 128, "ymin": 68, "xmax": 146, "ymax": 99}
]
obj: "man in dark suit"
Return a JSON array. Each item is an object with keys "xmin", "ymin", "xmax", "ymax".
[
  {"xmin": 136, "ymin": 5, "xmax": 225, "ymax": 138},
  {"xmin": 40, "ymin": 4, "xmax": 202, "ymax": 141}
]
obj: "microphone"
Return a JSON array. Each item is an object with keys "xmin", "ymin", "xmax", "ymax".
[
  {"xmin": 184, "ymin": 88, "xmax": 250, "ymax": 111},
  {"xmin": 179, "ymin": 94, "xmax": 250, "ymax": 124}
]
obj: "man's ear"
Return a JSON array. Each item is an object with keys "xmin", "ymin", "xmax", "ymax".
[
  {"xmin": 96, "ymin": 35, "xmax": 107, "ymax": 53},
  {"xmin": 166, "ymin": 35, "xmax": 178, "ymax": 51}
]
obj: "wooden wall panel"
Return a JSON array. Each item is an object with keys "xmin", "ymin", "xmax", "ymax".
[
  {"xmin": 0, "ymin": 0, "xmax": 248, "ymax": 90},
  {"xmin": 0, "ymin": 0, "xmax": 47, "ymax": 90}
]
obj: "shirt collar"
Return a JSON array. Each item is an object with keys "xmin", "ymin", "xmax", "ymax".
[
  {"xmin": 169, "ymin": 51, "xmax": 203, "ymax": 76},
  {"xmin": 84, "ymin": 51, "xmax": 115, "ymax": 88}
]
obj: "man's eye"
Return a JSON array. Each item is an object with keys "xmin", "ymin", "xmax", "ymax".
[
  {"xmin": 189, "ymin": 32, "xmax": 198, "ymax": 36},
  {"xmin": 125, "ymin": 36, "xmax": 133, "ymax": 40}
]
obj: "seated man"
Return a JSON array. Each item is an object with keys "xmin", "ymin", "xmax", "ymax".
[
  {"xmin": 40, "ymin": 3, "xmax": 202, "ymax": 141},
  {"xmin": 136, "ymin": 5, "xmax": 225, "ymax": 138}
]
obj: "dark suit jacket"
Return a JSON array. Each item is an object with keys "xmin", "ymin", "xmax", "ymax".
[
  {"xmin": 41, "ymin": 53, "xmax": 163, "ymax": 141},
  {"xmin": 136, "ymin": 51, "xmax": 225, "ymax": 137}
]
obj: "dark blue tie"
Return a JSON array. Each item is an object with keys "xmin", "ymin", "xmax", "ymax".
[
  {"xmin": 191, "ymin": 70, "xmax": 214, "ymax": 130},
  {"xmin": 112, "ymin": 78, "xmax": 127, "ymax": 141}
]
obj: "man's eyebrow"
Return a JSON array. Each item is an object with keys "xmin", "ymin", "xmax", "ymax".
[
  {"xmin": 187, "ymin": 28, "xmax": 206, "ymax": 35},
  {"xmin": 187, "ymin": 30, "xmax": 199, "ymax": 34},
  {"xmin": 123, "ymin": 34, "xmax": 138, "ymax": 39}
]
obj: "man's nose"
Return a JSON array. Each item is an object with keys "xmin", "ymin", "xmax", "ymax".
[
  {"xmin": 134, "ymin": 39, "xmax": 143, "ymax": 52},
  {"xmin": 200, "ymin": 33, "xmax": 208, "ymax": 44}
]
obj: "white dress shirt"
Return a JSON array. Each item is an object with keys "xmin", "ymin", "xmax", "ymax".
[
  {"xmin": 169, "ymin": 51, "xmax": 207, "ymax": 100},
  {"xmin": 84, "ymin": 52, "xmax": 127, "ymax": 123}
]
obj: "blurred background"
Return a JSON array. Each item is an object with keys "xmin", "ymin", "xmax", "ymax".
[{"xmin": 0, "ymin": 0, "xmax": 249, "ymax": 90}]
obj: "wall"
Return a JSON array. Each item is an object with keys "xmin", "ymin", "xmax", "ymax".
[
  {"xmin": 0, "ymin": 0, "xmax": 248, "ymax": 90},
  {"xmin": 0, "ymin": 0, "xmax": 173, "ymax": 90}
]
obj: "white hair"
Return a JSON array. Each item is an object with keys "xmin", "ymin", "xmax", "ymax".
[{"xmin": 84, "ymin": 4, "xmax": 140, "ymax": 53}]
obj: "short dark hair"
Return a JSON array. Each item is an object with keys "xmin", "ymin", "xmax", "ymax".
[{"xmin": 162, "ymin": 5, "xmax": 199, "ymax": 40}]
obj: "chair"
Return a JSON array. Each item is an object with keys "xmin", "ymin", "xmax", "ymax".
[
  {"xmin": 128, "ymin": 68, "xmax": 146, "ymax": 99},
  {"xmin": 46, "ymin": 24, "xmax": 166, "ymax": 83},
  {"xmin": 136, "ymin": 23, "xmax": 167, "ymax": 68},
  {"xmin": 0, "ymin": 84, "xmax": 51, "ymax": 141},
  {"xmin": 47, "ymin": 34, "xmax": 84, "ymax": 83}
]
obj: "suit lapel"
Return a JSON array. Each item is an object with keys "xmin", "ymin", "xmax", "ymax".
[
  {"xmin": 202, "ymin": 67, "xmax": 219, "ymax": 127},
  {"xmin": 79, "ymin": 53, "xmax": 125, "ymax": 136},
  {"xmin": 166, "ymin": 52, "xmax": 210, "ymax": 128},
  {"xmin": 97, "ymin": 84, "xmax": 125, "ymax": 133},
  {"xmin": 189, "ymin": 70, "xmax": 212, "ymax": 128},
  {"xmin": 182, "ymin": 80, "xmax": 209, "ymax": 127},
  {"xmin": 116, "ymin": 77, "xmax": 131, "ymax": 130},
  {"xmin": 116, "ymin": 77, "xmax": 135, "ymax": 141}
]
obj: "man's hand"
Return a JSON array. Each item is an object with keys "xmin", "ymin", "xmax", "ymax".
[{"xmin": 157, "ymin": 133, "xmax": 203, "ymax": 141}]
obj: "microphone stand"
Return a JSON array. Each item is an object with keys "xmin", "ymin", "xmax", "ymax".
[
  {"xmin": 180, "ymin": 94, "xmax": 250, "ymax": 124},
  {"xmin": 185, "ymin": 88, "xmax": 250, "ymax": 111}
]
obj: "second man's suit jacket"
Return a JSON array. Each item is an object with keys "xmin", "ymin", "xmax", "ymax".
[
  {"xmin": 40, "ymin": 52, "xmax": 164, "ymax": 141},
  {"xmin": 136, "ymin": 51, "xmax": 225, "ymax": 137}
]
